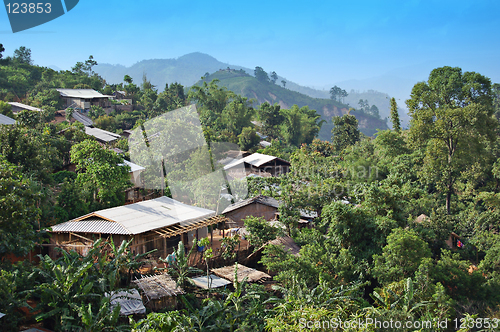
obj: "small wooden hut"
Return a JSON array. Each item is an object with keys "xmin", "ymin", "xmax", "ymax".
[
  {"xmin": 222, "ymin": 195, "xmax": 317, "ymax": 227},
  {"xmin": 132, "ymin": 273, "xmax": 184, "ymax": 310}
]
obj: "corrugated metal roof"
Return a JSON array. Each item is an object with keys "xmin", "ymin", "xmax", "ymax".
[
  {"xmin": 192, "ymin": 274, "xmax": 232, "ymax": 289},
  {"xmin": 56, "ymin": 89, "xmax": 109, "ymax": 99},
  {"xmin": 8, "ymin": 102, "xmax": 43, "ymax": 112},
  {"xmin": 223, "ymin": 153, "xmax": 289, "ymax": 170},
  {"xmin": 51, "ymin": 196, "xmax": 216, "ymax": 235},
  {"xmin": 72, "ymin": 112, "xmax": 93, "ymax": 126},
  {"xmin": 85, "ymin": 126, "xmax": 121, "ymax": 142},
  {"xmin": 50, "ymin": 218, "xmax": 131, "ymax": 235},
  {"xmin": 0, "ymin": 113, "xmax": 15, "ymax": 125},
  {"xmin": 122, "ymin": 160, "xmax": 145, "ymax": 172}
]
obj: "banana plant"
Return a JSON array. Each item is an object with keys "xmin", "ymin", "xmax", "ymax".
[
  {"xmin": 368, "ymin": 277, "xmax": 432, "ymax": 319},
  {"xmin": 163, "ymin": 240, "xmax": 202, "ymax": 289},
  {"xmin": 33, "ymin": 238, "xmax": 142, "ymax": 330},
  {"xmin": 77, "ymin": 296, "xmax": 128, "ymax": 332}
]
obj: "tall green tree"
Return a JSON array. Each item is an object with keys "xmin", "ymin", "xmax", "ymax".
[
  {"xmin": 244, "ymin": 216, "xmax": 279, "ymax": 249},
  {"xmin": 259, "ymin": 102, "xmax": 284, "ymax": 139},
  {"xmin": 493, "ymin": 83, "xmax": 500, "ymax": 120},
  {"xmin": 372, "ymin": 228, "xmax": 432, "ymax": 285},
  {"xmin": 13, "ymin": 46, "xmax": 33, "ymax": 65},
  {"xmin": 270, "ymin": 71, "xmax": 278, "ymax": 84},
  {"xmin": 70, "ymin": 139, "xmax": 132, "ymax": 209},
  {"xmin": 390, "ymin": 97, "xmax": 401, "ymax": 132},
  {"xmin": 406, "ymin": 66, "xmax": 497, "ymax": 214},
  {"xmin": 254, "ymin": 66, "xmax": 269, "ymax": 83},
  {"xmin": 329, "ymin": 86, "xmax": 341, "ymax": 101},
  {"xmin": 189, "ymin": 79, "xmax": 253, "ymax": 140},
  {"xmin": 331, "ymin": 112, "xmax": 360, "ymax": 152},
  {"xmin": 0, "ymin": 126, "xmax": 57, "ymax": 182},
  {"xmin": 280, "ymin": 105, "xmax": 323, "ymax": 146},
  {"xmin": 0, "ymin": 157, "xmax": 40, "ymax": 259},
  {"xmin": 329, "ymin": 86, "xmax": 348, "ymax": 103},
  {"xmin": 238, "ymin": 126, "xmax": 260, "ymax": 150}
]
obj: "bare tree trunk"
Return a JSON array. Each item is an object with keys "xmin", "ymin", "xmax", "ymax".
[{"xmin": 446, "ymin": 190, "xmax": 451, "ymax": 215}]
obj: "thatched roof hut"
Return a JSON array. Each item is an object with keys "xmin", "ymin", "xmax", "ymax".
[
  {"xmin": 211, "ymin": 264, "xmax": 271, "ymax": 283},
  {"xmin": 132, "ymin": 273, "xmax": 184, "ymax": 310}
]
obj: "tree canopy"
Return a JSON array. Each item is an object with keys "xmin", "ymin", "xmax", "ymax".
[
  {"xmin": 70, "ymin": 139, "xmax": 131, "ymax": 209},
  {"xmin": 407, "ymin": 66, "xmax": 497, "ymax": 214},
  {"xmin": 331, "ymin": 112, "xmax": 360, "ymax": 152}
]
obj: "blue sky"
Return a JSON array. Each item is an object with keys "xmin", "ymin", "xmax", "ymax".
[{"xmin": 1, "ymin": 0, "xmax": 499, "ymax": 89}]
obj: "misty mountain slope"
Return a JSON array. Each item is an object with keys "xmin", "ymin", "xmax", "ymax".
[
  {"xmin": 95, "ymin": 52, "xmax": 391, "ymax": 138},
  {"xmin": 95, "ymin": 52, "xmax": 251, "ymax": 89},
  {"xmin": 95, "ymin": 52, "xmax": 406, "ymax": 125},
  {"xmin": 197, "ymin": 70, "xmax": 389, "ymax": 140},
  {"xmin": 343, "ymin": 90, "xmax": 411, "ymax": 128}
]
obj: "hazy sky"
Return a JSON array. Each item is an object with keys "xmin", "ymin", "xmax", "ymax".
[{"xmin": 1, "ymin": 0, "xmax": 499, "ymax": 88}]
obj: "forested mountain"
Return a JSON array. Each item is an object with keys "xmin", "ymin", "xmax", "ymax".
[{"xmin": 196, "ymin": 69, "xmax": 389, "ymax": 139}]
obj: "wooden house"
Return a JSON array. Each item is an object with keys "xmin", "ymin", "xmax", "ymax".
[
  {"xmin": 56, "ymin": 89, "xmax": 112, "ymax": 110},
  {"xmin": 47, "ymin": 196, "xmax": 227, "ymax": 259},
  {"xmin": 222, "ymin": 195, "xmax": 317, "ymax": 227},
  {"xmin": 223, "ymin": 153, "xmax": 290, "ymax": 178}
]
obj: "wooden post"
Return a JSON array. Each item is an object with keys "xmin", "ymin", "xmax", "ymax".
[
  {"xmin": 160, "ymin": 158, "xmax": 164, "ymax": 197},
  {"xmin": 210, "ymin": 225, "xmax": 213, "ymax": 249},
  {"xmin": 163, "ymin": 236, "xmax": 167, "ymax": 258}
]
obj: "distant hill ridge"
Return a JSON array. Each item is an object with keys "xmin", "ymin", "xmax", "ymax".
[
  {"xmin": 95, "ymin": 52, "xmax": 390, "ymax": 139},
  {"xmin": 196, "ymin": 70, "xmax": 388, "ymax": 139},
  {"xmin": 95, "ymin": 52, "xmax": 251, "ymax": 90}
]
